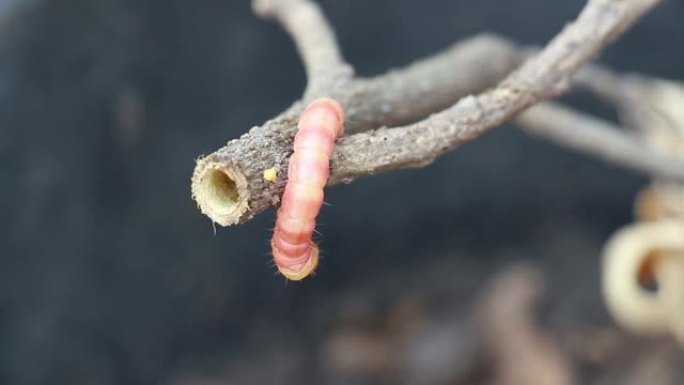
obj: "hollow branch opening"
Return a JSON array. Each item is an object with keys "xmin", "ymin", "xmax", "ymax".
[
  {"xmin": 203, "ymin": 169, "xmax": 239, "ymax": 210},
  {"xmin": 192, "ymin": 159, "xmax": 250, "ymax": 226}
]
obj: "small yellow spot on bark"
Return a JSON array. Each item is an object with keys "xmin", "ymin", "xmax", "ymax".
[{"xmin": 263, "ymin": 168, "xmax": 278, "ymax": 183}]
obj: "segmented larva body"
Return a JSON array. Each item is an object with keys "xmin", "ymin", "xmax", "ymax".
[{"xmin": 271, "ymin": 98, "xmax": 345, "ymax": 280}]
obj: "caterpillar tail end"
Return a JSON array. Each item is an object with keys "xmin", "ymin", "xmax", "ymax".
[{"xmin": 277, "ymin": 243, "xmax": 320, "ymax": 281}]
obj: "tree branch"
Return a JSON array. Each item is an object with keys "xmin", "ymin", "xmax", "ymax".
[
  {"xmin": 354, "ymin": 42, "xmax": 684, "ymax": 180},
  {"xmin": 192, "ymin": 0, "xmax": 661, "ymax": 226},
  {"xmin": 191, "ymin": 35, "xmax": 518, "ymax": 226},
  {"xmin": 516, "ymin": 103, "xmax": 684, "ymax": 181},
  {"xmin": 576, "ymin": 68, "xmax": 684, "ymax": 157},
  {"xmin": 344, "ymin": 34, "xmax": 521, "ymax": 134},
  {"xmin": 252, "ymin": 0, "xmax": 353, "ymax": 98},
  {"xmin": 326, "ymin": 0, "xmax": 661, "ymax": 182}
]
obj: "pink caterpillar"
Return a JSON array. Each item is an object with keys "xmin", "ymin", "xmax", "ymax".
[{"xmin": 271, "ymin": 98, "xmax": 345, "ymax": 280}]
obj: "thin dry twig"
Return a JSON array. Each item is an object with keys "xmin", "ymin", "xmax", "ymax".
[
  {"xmin": 516, "ymin": 103, "xmax": 684, "ymax": 181},
  {"xmin": 252, "ymin": 0, "xmax": 353, "ymax": 98},
  {"xmin": 192, "ymin": 0, "xmax": 662, "ymax": 226}
]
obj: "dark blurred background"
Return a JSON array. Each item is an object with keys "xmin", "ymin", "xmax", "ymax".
[{"xmin": 1, "ymin": 0, "xmax": 683, "ymax": 384}]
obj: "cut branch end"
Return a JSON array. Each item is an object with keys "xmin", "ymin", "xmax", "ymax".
[{"xmin": 192, "ymin": 157, "xmax": 250, "ymax": 226}]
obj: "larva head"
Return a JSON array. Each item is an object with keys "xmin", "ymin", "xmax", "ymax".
[{"xmin": 276, "ymin": 242, "xmax": 319, "ymax": 281}]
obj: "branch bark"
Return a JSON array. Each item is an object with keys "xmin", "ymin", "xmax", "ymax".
[
  {"xmin": 190, "ymin": 35, "xmax": 519, "ymax": 226},
  {"xmin": 329, "ymin": 0, "xmax": 662, "ymax": 183},
  {"xmin": 192, "ymin": 0, "xmax": 663, "ymax": 226},
  {"xmin": 344, "ymin": 35, "xmax": 522, "ymax": 134}
]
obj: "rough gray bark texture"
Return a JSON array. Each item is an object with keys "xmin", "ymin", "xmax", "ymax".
[
  {"xmin": 192, "ymin": 0, "xmax": 664, "ymax": 227},
  {"xmin": 191, "ymin": 35, "xmax": 521, "ymax": 225},
  {"xmin": 344, "ymin": 35, "xmax": 522, "ymax": 133}
]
